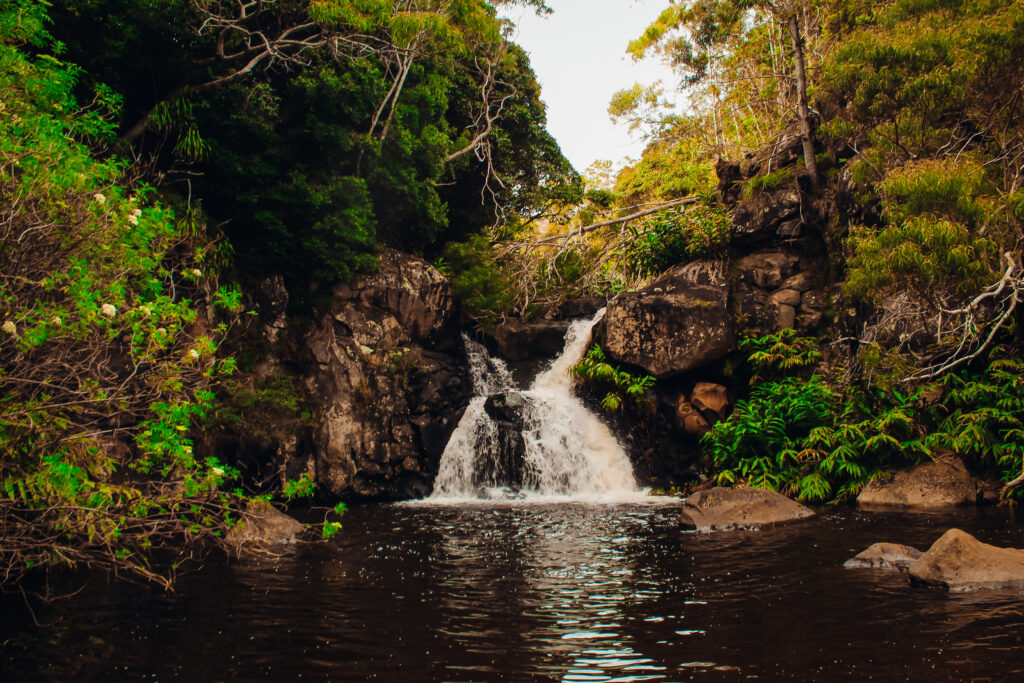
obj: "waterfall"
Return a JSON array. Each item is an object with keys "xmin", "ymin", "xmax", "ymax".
[{"xmin": 430, "ymin": 309, "xmax": 640, "ymax": 502}]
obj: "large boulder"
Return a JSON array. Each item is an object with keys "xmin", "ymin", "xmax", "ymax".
[
  {"xmin": 604, "ymin": 260, "xmax": 735, "ymax": 378},
  {"xmin": 680, "ymin": 486, "xmax": 815, "ymax": 531},
  {"xmin": 307, "ymin": 249, "xmax": 471, "ymax": 501},
  {"xmin": 844, "ymin": 543, "xmax": 923, "ymax": 570},
  {"xmin": 484, "ymin": 318, "xmax": 570, "ymax": 362},
  {"xmin": 857, "ymin": 458, "xmax": 976, "ymax": 508},
  {"xmin": 909, "ymin": 528, "xmax": 1024, "ymax": 592}
]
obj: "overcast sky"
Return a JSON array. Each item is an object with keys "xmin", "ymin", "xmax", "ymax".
[{"xmin": 500, "ymin": 0, "xmax": 678, "ymax": 175}]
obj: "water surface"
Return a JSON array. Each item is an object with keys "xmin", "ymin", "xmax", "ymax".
[{"xmin": 3, "ymin": 503, "xmax": 1024, "ymax": 681}]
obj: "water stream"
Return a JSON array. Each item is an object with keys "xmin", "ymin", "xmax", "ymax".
[{"xmin": 431, "ymin": 309, "xmax": 640, "ymax": 502}]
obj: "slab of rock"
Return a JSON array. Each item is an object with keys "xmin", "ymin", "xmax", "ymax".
[
  {"xmin": 909, "ymin": 528, "xmax": 1024, "ymax": 591},
  {"xmin": 604, "ymin": 260, "xmax": 735, "ymax": 378},
  {"xmin": 857, "ymin": 458, "xmax": 976, "ymax": 508},
  {"xmin": 680, "ymin": 487, "xmax": 815, "ymax": 531},
  {"xmin": 844, "ymin": 543, "xmax": 923, "ymax": 570},
  {"xmin": 227, "ymin": 504, "xmax": 306, "ymax": 553}
]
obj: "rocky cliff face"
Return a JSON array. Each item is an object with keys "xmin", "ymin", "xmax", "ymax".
[
  {"xmin": 207, "ymin": 249, "xmax": 470, "ymax": 502},
  {"xmin": 586, "ymin": 126, "xmax": 834, "ymax": 487},
  {"xmin": 306, "ymin": 250, "xmax": 470, "ymax": 500}
]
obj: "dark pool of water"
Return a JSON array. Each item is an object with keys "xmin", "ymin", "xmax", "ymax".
[{"xmin": 3, "ymin": 502, "xmax": 1024, "ymax": 681}]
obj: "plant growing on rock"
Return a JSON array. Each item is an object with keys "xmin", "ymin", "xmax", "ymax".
[{"xmin": 570, "ymin": 345, "xmax": 656, "ymax": 412}]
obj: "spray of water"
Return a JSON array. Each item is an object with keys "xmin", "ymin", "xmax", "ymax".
[{"xmin": 429, "ymin": 309, "xmax": 641, "ymax": 503}]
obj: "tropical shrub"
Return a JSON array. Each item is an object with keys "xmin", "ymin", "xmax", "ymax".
[
  {"xmin": 619, "ymin": 204, "xmax": 729, "ymax": 277},
  {"xmin": 570, "ymin": 345, "xmax": 656, "ymax": 412},
  {"xmin": 0, "ymin": 9, "xmax": 245, "ymax": 588}
]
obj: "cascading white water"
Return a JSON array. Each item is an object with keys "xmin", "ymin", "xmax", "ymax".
[{"xmin": 429, "ymin": 309, "xmax": 640, "ymax": 502}]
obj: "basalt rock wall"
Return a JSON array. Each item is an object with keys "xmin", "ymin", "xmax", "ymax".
[{"xmin": 205, "ymin": 249, "xmax": 471, "ymax": 502}]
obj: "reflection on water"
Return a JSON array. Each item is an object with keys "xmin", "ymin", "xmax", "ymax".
[{"xmin": 3, "ymin": 504, "xmax": 1024, "ymax": 681}]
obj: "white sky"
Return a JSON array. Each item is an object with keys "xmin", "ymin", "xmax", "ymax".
[{"xmin": 501, "ymin": 0, "xmax": 678, "ymax": 175}]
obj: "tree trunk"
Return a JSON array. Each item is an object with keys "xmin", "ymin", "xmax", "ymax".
[{"xmin": 786, "ymin": 13, "xmax": 818, "ymax": 190}]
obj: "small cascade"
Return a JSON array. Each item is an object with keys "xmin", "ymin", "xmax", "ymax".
[{"xmin": 430, "ymin": 309, "xmax": 639, "ymax": 501}]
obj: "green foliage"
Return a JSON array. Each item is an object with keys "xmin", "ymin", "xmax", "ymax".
[
  {"xmin": 704, "ymin": 333, "xmax": 930, "ymax": 502},
  {"xmin": 741, "ymin": 167, "xmax": 793, "ymax": 201},
  {"xmin": 0, "ymin": 10, "xmax": 246, "ymax": 588},
  {"xmin": 618, "ymin": 205, "xmax": 729, "ymax": 277},
  {"xmin": 438, "ymin": 233, "xmax": 514, "ymax": 327},
  {"xmin": 283, "ymin": 472, "xmax": 316, "ymax": 501},
  {"xmin": 570, "ymin": 345, "xmax": 656, "ymax": 412},
  {"xmin": 741, "ymin": 329, "xmax": 823, "ymax": 383},
  {"xmin": 929, "ymin": 357, "xmax": 1024, "ymax": 491}
]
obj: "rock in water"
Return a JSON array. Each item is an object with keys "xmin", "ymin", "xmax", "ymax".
[
  {"xmin": 857, "ymin": 458, "xmax": 976, "ymax": 508},
  {"xmin": 909, "ymin": 528, "xmax": 1024, "ymax": 592},
  {"xmin": 844, "ymin": 543, "xmax": 923, "ymax": 570},
  {"xmin": 604, "ymin": 260, "xmax": 735, "ymax": 378},
  {"xmin": 227, "ymin": 504, "xmax": 305, "ymax": 554},
  {"xmin": 680, "ymin": 487, "xmax": 815, "ymax": 531}
]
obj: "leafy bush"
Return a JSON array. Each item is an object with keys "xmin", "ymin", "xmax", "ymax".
[
  {"xmin": 619, "ymin": 205, "xmax": 729, "ymax": 277},
  {"xmin": 570, "ymin": 345, "xmax": 655, "ymax": 411},
  {"xmin": 0, "ymin": 11, "xmax": 245, "ymax": 588}
]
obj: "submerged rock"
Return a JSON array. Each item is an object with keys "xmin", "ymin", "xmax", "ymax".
[
  {"xmin": 857, "ymin": 458, "xmax": 976, "ymax": 508},
  {"xmin": 680, "ymin": 486, "xmax": 815, "ymax": 531},
  {"xmin": 604, "ymin": 260, "xmax": 735, "ymax": 378},
  {"xmin": 227, "ymin": 504, "xmax": 306, "ymax": 553},
  {"xmin": 844, "ymin": 543, "xmax": 923, "ymax": 570},
  {"xmin": 909, "ymin": 528, "xmax": 1024, "ymax": 592}
]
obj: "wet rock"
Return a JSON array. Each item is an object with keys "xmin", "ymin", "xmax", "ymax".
[
  {"xmin": 781, "ymin": 271, "xmax": 817, "ymax": 293},
  {"xmin": 857, "ymin": 458, "xmax": 976, "ymax": 508},
  {"xmin": 477, "ymin": 393, "xmax": 532, "ymax": 490},
  {"xmin": 604, "ymin": 260, "xmax": 735, "ymax": 378},
  {"xmin": 680, "ymin": 487, "xmax": 815, "ymax": 531},
  {"xmin": 227, "ymin": 504, "xmax": 306, "ymax": 553},
  {"xmin": 690, "ymin": 382, "xmax": 730, "ymax": 424},
  {"xmin": 770, "ymin": 289, "xmax": 803, "ymax": 307},
  {"xmin": 909, "ymin": 529, "xmax": 1024, "ymax": 592},
  {"xmin": 844, "ymin": 543, "xmax": 923, "ymax": 570},
  {"xmin": 484, "ymin": 318, "xmax": 570, "ymax": 362}
]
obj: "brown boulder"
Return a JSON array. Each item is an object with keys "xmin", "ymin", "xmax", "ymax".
[
  {"xmin": 604, "ymin": 260, "xmax": 735, "ymax": 378},
  {"xmin": 680, "ymin": 486, "xmax": 815, "ymax": 531},
  {"xmin": 676, "ymin": 400, "xmax": 710, "ymax": 436},
  {"xmin": 857, "ymin": 458, "xmax": 976, "ymax": 508},
  {"xmin": 690, "ymin": 382, "xmax": 730, "ymax": 423},
  {"xmin": 844, "ymin": 543, "xmax": 923, "ymax": 570},
  {"xmin": 909, "ymin": 528, "xmax": 1024, "ymax": 591}
]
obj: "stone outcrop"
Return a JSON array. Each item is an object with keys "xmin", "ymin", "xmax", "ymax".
[
  {"xmin": 732, "ymin": 250, "xmax": 825, "ymax": 337},
  {"xmin": 857, "ymin": 458, "xmax": 977, "ymax": 508},
  {"xmin": 307, "ymin": 249, "xmax": 470, "ymax": 501},
  {"xmin": 909, "ymin": 529, "xmax": 1024, "ymax": 592},
  {"xmin": 680, "ymin": 486, "xmax": 815, "ymax": 531},
  {"xmin": 604, "ymin": 260, "xmax": 735, "ymax": 378},
  {"xmin": 844, "ymin": 543, "xmax": 923, "ymax": 570}
]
